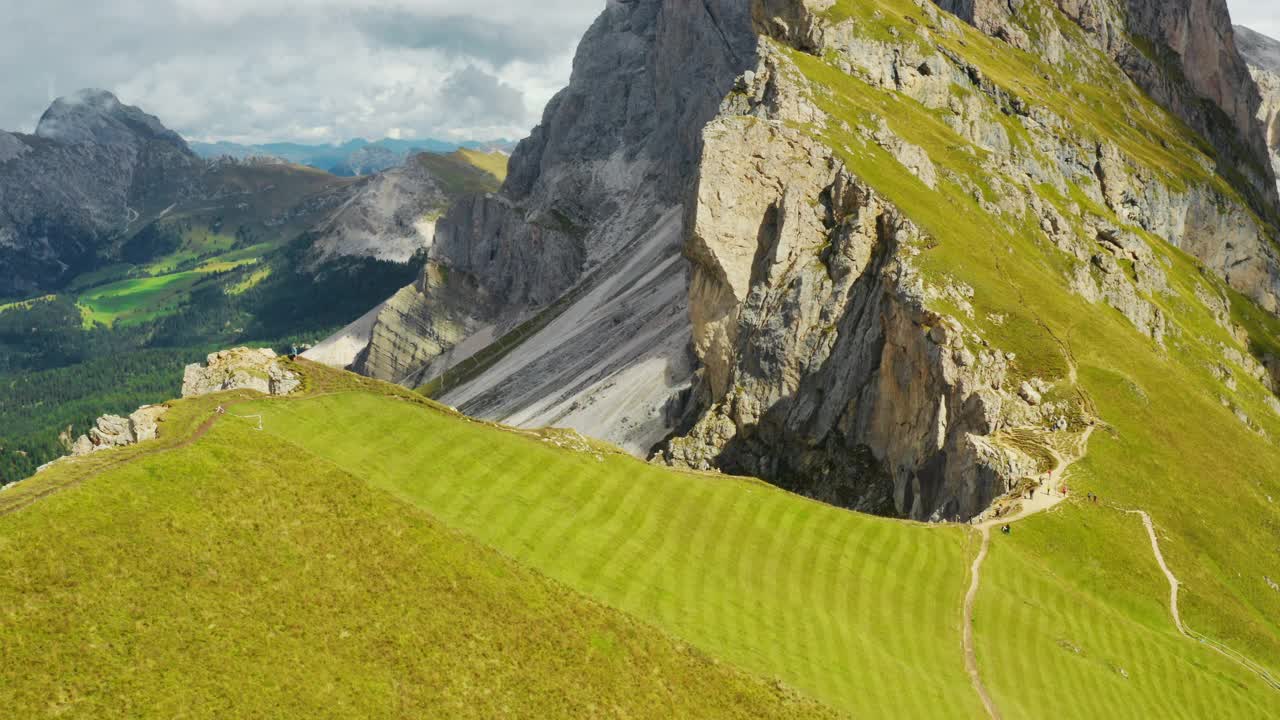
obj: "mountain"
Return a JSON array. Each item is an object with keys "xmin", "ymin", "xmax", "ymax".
[
  {"xmin": 4, "ymin": 1, "xmax": 1280, "ymax": 715},
  {"xmin": 337, "ymin": 0, "xmax": 1280, "ymax": 517},
  {"xmin": 190, "ymin": 137, "xmax": 518, "ymax": 177},
  {"xmin": 0, "ymin": 90, "xmax": 201, "ymax": 296},
  {"xmin": 0, "ymin": 91, "xmax": 508, "ymax": 483},
  {"xmin": 1237, "ymin": 25, "xmax": 1280, "ymax": 193},
  {"xmin": 0, "ymin": 90, "xmax": 360, "ymax": 298}
]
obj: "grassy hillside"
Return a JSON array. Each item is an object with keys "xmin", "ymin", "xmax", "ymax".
[
  {"xmin": 414, "ymin": 149, "xmax": 508, "ymax": 194},
  {"xmin": 2, "ymin": 361, "xmax": 1275, "ymax": 716},
  {"xmin": 795, "ymin": 0, "xmax": 1280, "ymax": 677},
  {"xmin": 978, "ymin": 509, "xmax": 1278, "ymax": 719},
  {"xmin": 0, "ymin": 380, "xmax": 829, "ymax": 720}
]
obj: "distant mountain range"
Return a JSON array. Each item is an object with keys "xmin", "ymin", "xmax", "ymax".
[{"xmin": 190, "ymin": 137, "xmax": 518, "ymax": 177}]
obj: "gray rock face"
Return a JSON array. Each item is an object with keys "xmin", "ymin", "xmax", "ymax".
[
  {"xmin": 305, "ymin": 159, "xmax": 448, "ymax": 266},
  {"xmin": 1237, "ymin": 25, "xmax": 1280, "ymax": 194},
  {"xmin": 340, "ymin": 0, "xmax": 1280, "ymax": 520},
  {"xmin": 182, "ymin": 348, "xmax": 301, "ymax": 398},
  {"xmin": 352, "ymin": 0, "xmax": 761, "ymax": 452},
  {"xmin": 35, "ymin": 89, "xmax": 190, "ymax": 150},
  {"xmin": 0, "ymin": 90, "xmax": 200, "ymax": 296},
  {"xmin": 65, "ymin": 405, "xmax": 169, "ymax": 458},
  {"xmin": 935, "ymin": 0, "xmax": 1279, "ymax": 213},
  {"xmin": 0, "ymin": 131, "xmax": 29, "ymax": 163}
]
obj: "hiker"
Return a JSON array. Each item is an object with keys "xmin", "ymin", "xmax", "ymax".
[
  {"xmin": 215, "ymin": 405, "xmax": 226, "ymax": 416},
  {"xmin": 1001, "ymin": 524, "xmax": 1011, "ymax": 535}
]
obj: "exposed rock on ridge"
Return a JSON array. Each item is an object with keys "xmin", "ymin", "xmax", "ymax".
[
  {"xmin": 182, "ymin": 348, "xmax": 300, "ymax": 398},
  {"xmin": 339, "ymin": 0, "xmax": 1280, "ymax": 520},
  {"xmin": 63, "ymin": 405, "xmax": 168, "ymax": 459},
  {"xmin": 1237, "ymin": 25, "xmax": 1280, "ymax": 194},
  {"xmin": 935, "ymin": 0, "xmax": 1280, "ymax": 214}
]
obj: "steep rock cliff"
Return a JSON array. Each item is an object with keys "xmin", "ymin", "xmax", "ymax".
[
  {"xmin": 353, "ymin": 0, "xmax": 761, "ymax": 452},
  {"xmin": 1237, "ymin": 25, "xmax": 1280, "ymax": 195},
  {"xmin": 342, "ymin": 0, "xmax": 1280, "ymax": 520},
  {"xmin": 934, "ymin": 0, "xmax": 1279, "ymax": 214}
]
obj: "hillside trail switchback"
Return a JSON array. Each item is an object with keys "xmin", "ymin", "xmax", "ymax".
[
  {"xmin": 963, "ymin": 424, "xmax": 1094, "ymax": 719},
  {"xmin": 1121, "ymin": 508, "xmax": 1280, "ymax": 692}
]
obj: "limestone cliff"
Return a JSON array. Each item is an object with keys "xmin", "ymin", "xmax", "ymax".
[
  {"xmin": 935, "ymin": 0, "xmax": 1279, "ymax": 214},
  {"xmin": 302, "ymin": 151, "xmax": 506, "ymax": 267},
  {"xmin": 351, "ymin": 0, "xmax": 760, "ymax": 453},
  {"xmin": 1237, "ymin": 25, "xmax": 1280, "ymax": 195},
  {"xmin": 336, "ymin": 0, "xmax": 1280, "ymax": 520}
]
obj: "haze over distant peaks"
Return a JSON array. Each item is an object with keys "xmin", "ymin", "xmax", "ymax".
[{"xmin": 190, "ymin": 137, "xmax": 517, "ymax": 177}]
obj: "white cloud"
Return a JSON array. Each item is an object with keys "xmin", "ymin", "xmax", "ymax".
[
  {"xmin": 4, "ymin": 1, "xmax": 1272, "ymax": 145},
  {"xmin": 1230, "ymin": 0, "xmax": 1280, "ymax": 42},
  {"xmin": 0, "ymin": 0, "xmax": 603, "ymax": 143}
]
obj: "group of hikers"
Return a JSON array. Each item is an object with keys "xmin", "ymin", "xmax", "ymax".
[{"xmin": 998, "ymin": 475, "xmax": 1100, "ymax": 535}]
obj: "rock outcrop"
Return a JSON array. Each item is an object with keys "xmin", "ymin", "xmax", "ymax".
[
  {"xmin": 1237, "ymin": 25, "xmax": 1280, "ymax": 194},
  {"xmin": 333, "ymin": 0, "xmax": 1280, "ymax": 520},
  {"xmin": 935, "ymin": 0, "xmax": 1280, "ymax": 213},
  {"xmin": 64, "ymin": 405, "xmax": 168, "ymax": 458},
  {"xmin": 303, "ymin": 151, "xmax": 505, "ymax": 267},
  {"xmin": 348, "ymin": 0, "xmax": 760, "ymax": 453},
  {"xmin": 182, "ymin": 347, "xmax": 300, "ymax": 398}
]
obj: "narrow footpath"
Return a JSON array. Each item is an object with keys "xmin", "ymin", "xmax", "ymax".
[
  {"xmin": 1125, "ymin": 508, "xmax": 1280, "ymax": 692},
  {"xmin": 962, "ymin": 426, "xmax": 1093, "ymax": 719}
]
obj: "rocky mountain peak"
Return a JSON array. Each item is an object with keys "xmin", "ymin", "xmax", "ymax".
[{"xmin": 35, "ymin": 88, "xmax": 192, "ymax": 154}]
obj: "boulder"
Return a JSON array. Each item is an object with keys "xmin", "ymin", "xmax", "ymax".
[
  {"xmin": 182, "ymin": 347, "xmax": 300, "ymax": 398},
  {"xmin": 67, "ymin": 405, "xmax": 169, "ymax": 458}
]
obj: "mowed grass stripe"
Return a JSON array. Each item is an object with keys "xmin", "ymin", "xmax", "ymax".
[
  {"xmin": 791, "ymin": 507, "xmax": 836, "ymax": 701},
  {"xmin": 976, "ymin": 510, "xmax": 1276, "ymax": 719},
  {"xmin": 534, "ymin": 462, "xmax": 641, "ymax": 577},
  {"xmin": 618, "ymin": 476, "xmax": 709, "ymax": 619},
  {"xmin": 0, "ymin": 418, "xmax": 837, "ymax": 719},
  {"xmin": 248, "ymin": 392, "xmax": 984, "ymax": 718},
  {"xmin": 526, "ymin": 457, "xmax": 614, "ymax": 569}
]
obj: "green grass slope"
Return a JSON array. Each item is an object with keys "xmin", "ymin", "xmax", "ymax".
[
  {"xmin": 0, "ymin": 384, "xmax": 830, "ymax": 719},
  {"xmin": 978, "ymin": 509, "xmax": 1276, "ymax": 719},
  {"xmin": 797, "ymin": 0, "xmax": 1280, "ymax": 681},
  {"xmin": 3, "ymin": 362, "xmax": 1276, "ymax": 717},
  {"xmin": 242, "ymin": 363, "xmax": 1275, "ymax": 718},
  {"xmin": 242, "ymin": 390, "xmax": 981, "ymax": 719}
]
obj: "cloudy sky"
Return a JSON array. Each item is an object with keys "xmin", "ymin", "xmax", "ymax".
[{"xmin": 0, "ymin": 0, "xmax": 1276, "ymax": 145}]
